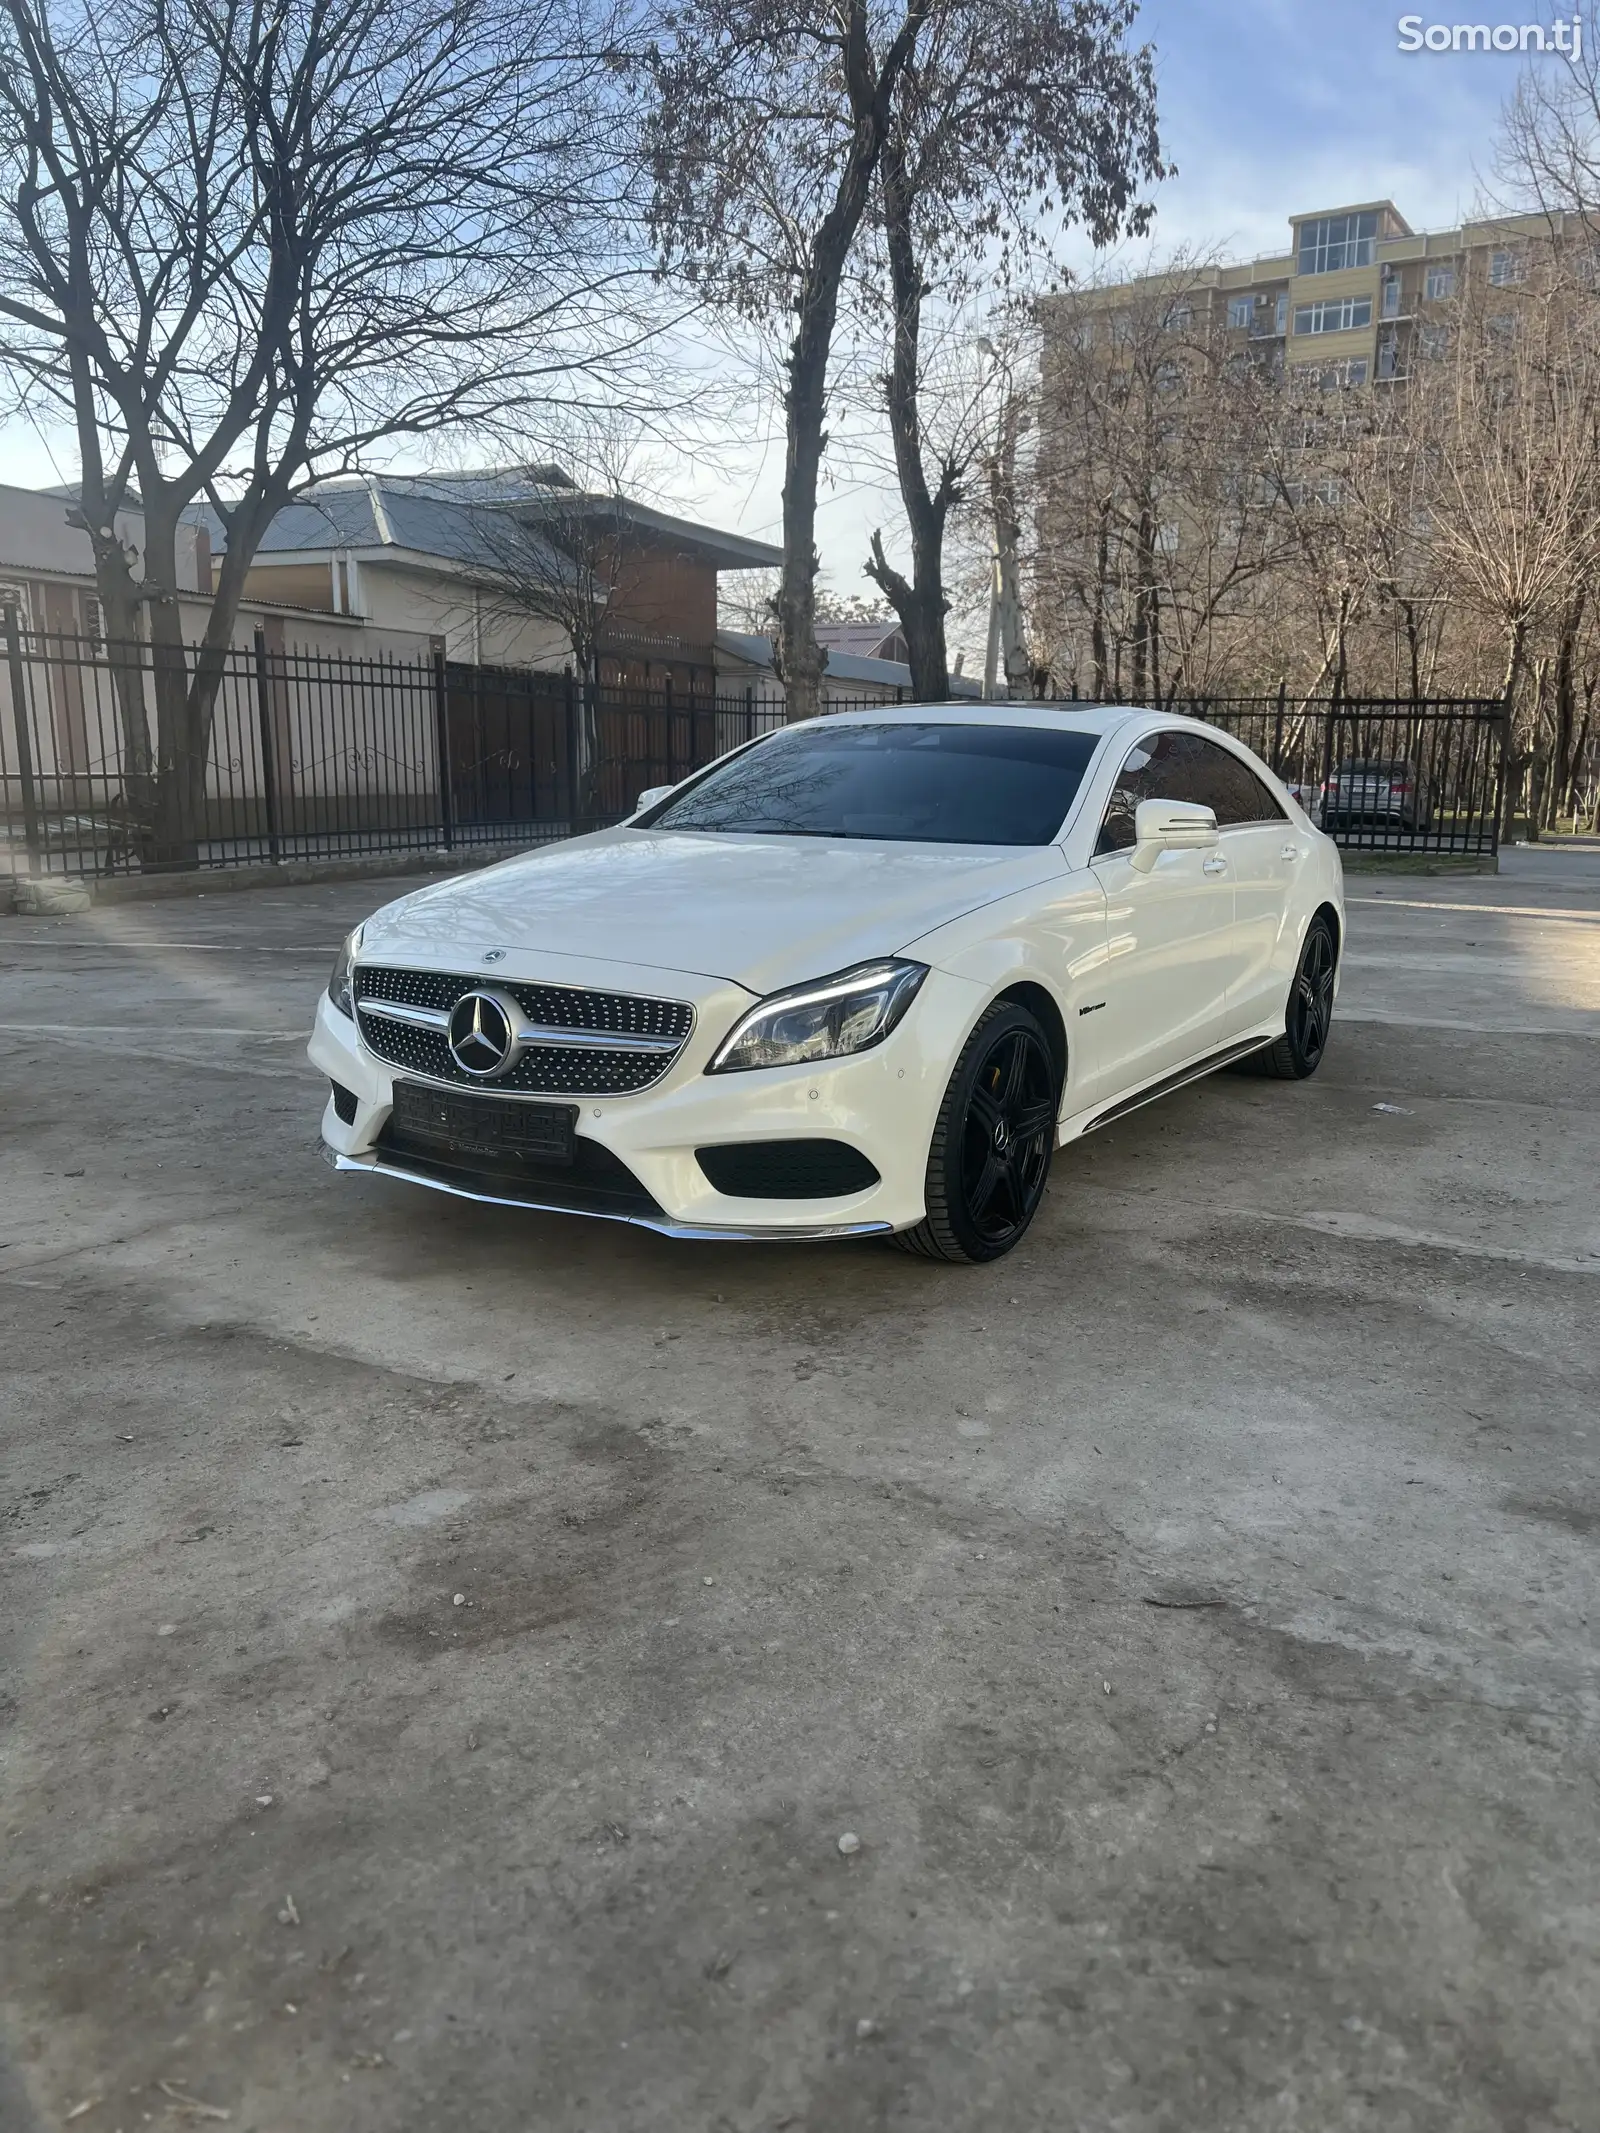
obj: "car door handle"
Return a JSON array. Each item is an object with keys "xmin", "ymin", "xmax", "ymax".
[{"xmin": 1203, "ymin": 854, "xmax": 1228, "ymax": 876}]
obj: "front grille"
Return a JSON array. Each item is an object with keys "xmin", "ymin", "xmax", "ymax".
[
  {"xmin": 354, "ymin": 965, "xmax": 694, "ymax": 1096},
  {"xmin": 696, "ymin": 1139, "xmax": 881, "ymax": 1200}
]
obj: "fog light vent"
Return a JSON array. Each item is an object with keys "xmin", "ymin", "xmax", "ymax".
[
  {"xmin": 696, "ymin": 1139, "xmax": 880, "ymax": 1200},
  {"xmin": 330, "ymin": 1080, "xmax": 358, "ymax": 1125}
]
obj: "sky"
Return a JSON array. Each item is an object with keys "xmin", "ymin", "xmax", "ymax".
[
  {"xmin": 687, "ymin": 0, "xmax": 1532, "ymax": 615},
  {"xmin": 0, "ymin": 0, "xmax": 1559, "ymax": 635}
]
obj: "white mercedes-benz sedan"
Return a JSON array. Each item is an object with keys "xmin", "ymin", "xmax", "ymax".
[{"xmin": 309, "ymin": 704, "xmax": 1343, "ymax": 1263}]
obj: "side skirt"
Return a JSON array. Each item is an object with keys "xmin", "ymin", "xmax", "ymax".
[{"xmin": 1066, "ymin": 1033, "xmax": 1279, "ymax": 1140}]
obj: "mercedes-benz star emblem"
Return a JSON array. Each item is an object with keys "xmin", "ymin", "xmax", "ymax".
[
  {"xmin": 482, "ymin": 949, "xmax": 507, "ymax": 963},
  {"xmin": 447, "ymin": 989, "xmax": 519, "ymax": 1078}
]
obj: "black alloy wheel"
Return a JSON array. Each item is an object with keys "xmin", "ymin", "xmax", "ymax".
[
  {"xmin": 1236, "ymin": 914, "xmax": 1337, "ymax": 1080},
  {"xmin": 895, "ymin": 1001, "xmax": 1060, "ymax": 1264}
]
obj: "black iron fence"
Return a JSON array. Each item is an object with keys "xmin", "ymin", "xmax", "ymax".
[
  {"xmin": 0, "ymin": 621, "xmax": 816, "ymax": 879},
  {"xmin": 2, "ymin": 616, "xmax": 1504, "ymax": 878},
  {"xmin": 1186, "ymin": 691, "xmax": 1505, "ymax": 858}
]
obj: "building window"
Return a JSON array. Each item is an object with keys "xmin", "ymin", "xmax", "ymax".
[
  {"xmin": 1424, "ymin": 263, "xmax": 1456, "ymax": 301},
  {"xmin": 1296, "ymin": 211, "xmax": 1379, "ymax": 275},
  {"xmin": 1296, "ymin": 357, "xmax": 1369, "ymax": 391},
  {"xmin": 1109, "ymin": 313, "xmax": 1134, "ymax": 346},
  {"xmin": 0, "ymin": 580, "xmax": 29, "ymax": 626},
  {"xmin": 1489, "ymin": 248, "xmax": 1525, "ymax": 287},
  {"xmin": 1381, "ymin": 274, "xmax": 1401, "ymax": 318},
  {"xmin": 1227, "ymin": 294, "xmax": 1254, "ymax": 330},
  {"xmin": 1292, "ymin": 296, "xmax": 1373, "ymax": 336},
  {"xmin": 1418, "ymin": 323, "xmax": 1450, "ymax": 360},
  {"xmin": 1162, "ymin": 304, "xmax": 1192, "ymax": 332}
]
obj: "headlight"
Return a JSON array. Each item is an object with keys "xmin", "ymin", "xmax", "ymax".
[
  {"xmin": 708, "ymin": 960, "xmax": 928, "ymax": 1074},
  {"xmin": 328, "ymin": 928, "xmax": 361, "ymax": 1019}
]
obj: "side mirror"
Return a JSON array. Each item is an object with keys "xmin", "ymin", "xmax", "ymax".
[
  {"xmin": 634, "ymin": 784, "xmax": 674, "ymax": 815},
  {"xmin": 1129, "ymin": 797, "xmax": 1219, "ymax": 873}
]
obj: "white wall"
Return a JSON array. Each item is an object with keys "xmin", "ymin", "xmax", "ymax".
[
  {"xmin": 0, "ymin": 482, "xmax": 207, "ymax": 593},
  {"xmin": 357, "ymin": 561, "xmax": 572, "ymax": 671}
]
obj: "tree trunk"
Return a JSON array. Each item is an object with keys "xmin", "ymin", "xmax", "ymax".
[
  {"xmin": 1552, "ymin": 587, "xmax": 1585, "ymax": 823},
  {"xmin": 1498, "ymin": 616, "xmax": 1529, "ymax": 845},
  {"xmin": 775, "ymin": 300, "xmax": 831, "ymax": 724},
  {"xmin": 1129, "ymin": 506, "xmax": 1150, "ymax": 705},
  {"xmin": 79, "ymin": 513, "xmax": 157, "ymax": 851},
  {"xmin": 144, "ymin": 590, "xmax": 200, "ymax": 867},
  {"xmin": 1399, "ymin": 597, "xmax": 1423, "ymax": 705},
  {"xmin": 140, "ymin": 501, "xmax": 249, "ymax": 867},
  {"xmin": 863, "ymin": 141, "xmax": 951, "ymax": 701},
  {"xmin": 867, "ymin": 535, "xmax": 947, "ymax": 700},
  {"xmin": 1089, "ymin": 506, "xmax": 1110, "ymax": 702},
  {"xmin": 1330, "ymin": 587, "xmax": 1351, "ymax": 708},
  {"xmin": 772, "ymin": 1, "xmax": 931, "ymax": 721}
]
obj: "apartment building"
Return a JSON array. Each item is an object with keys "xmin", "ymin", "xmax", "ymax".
[{"xmin": 1046, "ymin": 199, "xmax": 1580, "ymax": 387}]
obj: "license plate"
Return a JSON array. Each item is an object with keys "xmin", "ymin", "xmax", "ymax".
[{"xmin": 390, "ymin": 1081, "xmax": 577, "ymax": 1164}]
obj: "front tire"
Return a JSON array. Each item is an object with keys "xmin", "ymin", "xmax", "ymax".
[
  {"xmin": 1237, "ymin": 914, "xmax": 1337, "ymax": 1080},
  {"xmin": 894, "ymin": 1001, "xmax": 1059, "ymax": 1264}
]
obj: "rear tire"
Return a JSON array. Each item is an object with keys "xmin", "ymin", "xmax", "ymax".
[
  {"xmin": 1234, "ymin": 914, "xmax": 1337, "ymax": 1080},
  {"xmin": 894, "ymin": 1001, "xmax": 1059, "ymax": 1264}
]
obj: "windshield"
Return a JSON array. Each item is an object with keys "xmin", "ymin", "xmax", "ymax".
[{"xmin": 641, "ymin": 721, "xmax": 1102, "ymax": 845}]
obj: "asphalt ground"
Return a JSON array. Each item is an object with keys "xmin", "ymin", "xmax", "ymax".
[{"xmin": 2, "ymin": 842, "xmax": 1597, "ymax": 2133}]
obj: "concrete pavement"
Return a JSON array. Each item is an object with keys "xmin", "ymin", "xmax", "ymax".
[{"xmin": 1, "ymin": 843, "xmax": 1596, "ymax": 2132}]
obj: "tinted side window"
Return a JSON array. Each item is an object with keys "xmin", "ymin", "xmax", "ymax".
[
  {"xmin": 1095, "ymin": 730, "xmax": 1209, "ymax": 853},
  {"xmin": 1186, "ymin": 737, "xmax": 1287, "ymax": 825}
]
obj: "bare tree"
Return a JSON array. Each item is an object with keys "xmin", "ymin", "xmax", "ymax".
[
  {"xmin": 0, "ymin": 0, "xmax": 647, "ymax": 860},
  {"xmin": 718, "ymin": 568, "xmax": 780, "ymax": 636},
  {"xmin": 646, "ymin": 0, "xmax": 946, "ymax": 723},
  {"xmin": 1033, "ymin": 256, "xmax": 1302, "ymax": 704},
  {"xmin": 1418, "ymin": 250, "xmax": 1600, "ymax": 835},
  {"xmin": 858, "ymin": 0, "xmax": 1162, "ymax": 699}
]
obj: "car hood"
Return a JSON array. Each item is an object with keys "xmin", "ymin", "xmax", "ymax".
[{"xmin": 359, "ymin": 828, "xmax": 1066, "ymax": 996}]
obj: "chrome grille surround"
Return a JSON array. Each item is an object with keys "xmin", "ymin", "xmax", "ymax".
[{"xmin": 354, "ymin": 965, "xmax": 695, "ymax": 1096}]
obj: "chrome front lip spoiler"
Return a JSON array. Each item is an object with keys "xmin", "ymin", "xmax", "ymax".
[{"xmin": 322, "ymin": 1146, "xmax": 893, "ymax": 1244}]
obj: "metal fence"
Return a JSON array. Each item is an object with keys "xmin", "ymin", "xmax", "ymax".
[
  {"xmin": 1182, "ymin": 691, "xmax": 1505, "ymax": 858},
  {"xmin": 2, "ymin": 616, "xmax": 1505, "ymax": 878},
  {"xmin": 0, "ymin": 621, "xmax": 822, "ymax": 879}
]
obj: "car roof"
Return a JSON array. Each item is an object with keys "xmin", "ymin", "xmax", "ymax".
[
  {"xmin": 808, "ymin": 701, "xmax": 1276, "ymax": 753},
  {"xmin": 806, "ymin": 700, "xmax": 1137, "ymax": 740}
]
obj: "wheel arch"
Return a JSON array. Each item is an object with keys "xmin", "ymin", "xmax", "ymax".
[
  {"xmin": 992, "ymin": 979, "xmax": 1068, "ymax": 1094},
  {"xmin": 1312, "ymin": 899, "xmax": 1343, "ymax": 967}
]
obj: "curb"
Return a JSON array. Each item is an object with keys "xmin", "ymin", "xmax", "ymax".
[{"xmin": 1338, "ymin": 852, "xmax": 1500, "ymax": 877}]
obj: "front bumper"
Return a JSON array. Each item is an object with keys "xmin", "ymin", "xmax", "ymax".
[
  {"xmin": 308, "ymin": 963, "xmax": 989, "ymax": 1238},
  {"xmin": 319, "ymin": 1147, "xmax": 893, "ymax": 1241}
]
